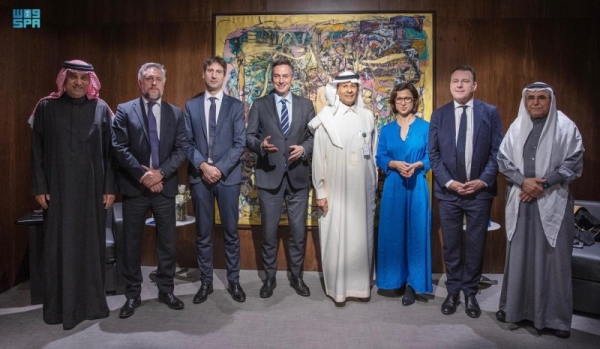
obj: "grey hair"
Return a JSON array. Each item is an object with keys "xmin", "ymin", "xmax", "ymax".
[{"xmin": 138, "ymin": 63, "xmax": 166, "ymax": 82}]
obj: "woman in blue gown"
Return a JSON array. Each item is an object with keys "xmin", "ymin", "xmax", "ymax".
[{"xmin": 376, "ymin": 82, "xmax": 432, "ymax": 305}]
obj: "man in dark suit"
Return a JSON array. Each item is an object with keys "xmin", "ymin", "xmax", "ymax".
[
  {"xmin": 247, "ymin": 58, "xmax": 316, "ymax": 298},
  {"xmin": 429, "ymin": 65, "xmax": 503, "ymax": 318},
  {"xmin": 112, "ymin": 62, "xmax": 187, "ymax": 318},
  {"xmin": 184, "ymin": 56, "xmax": 247, "ymax": 303}
]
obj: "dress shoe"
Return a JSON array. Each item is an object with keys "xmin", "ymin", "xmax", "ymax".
[
  {"xmin": 441, "ymin": 293, "xmax": 460, "ymax": 315},
  {"xmin": 260, "ymin": 277, "xmax": 276, "ymax": 298},
  {"xmin": 228, "ymin": 282, "xmax": 246, "ymax": 302},
  {"xmin": 290, "ymin": 276, "xmax": 310, "ymax": 297},
  {"xmin": 402, "ymin": 284, "xmax": 415, "ymax": 306},
  {"xmin": 465, "ymin": 294, "xmax": 481, "ymax": 318},
  {"xmin": 158, "ymin": 292, "xmax": 184, "ymax": 310},
  {"xmin": 554, "ymin": 330, "xmax": 570, "ymax": 339},
  {"xmin": 193, "ymin": 282, "xmax": 213, "ymax": 304},
  {"xmin": 119, "ymin": 297, "xmax": 141, "ymax": 318},
  {"xmin": 495, "ymin": 310, "xmax": 506, "ymax": 322}
]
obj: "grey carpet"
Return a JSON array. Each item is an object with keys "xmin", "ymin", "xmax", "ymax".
[{"xmin": 0, "ymin": 268, "xmax": 598, "ymax": 349}]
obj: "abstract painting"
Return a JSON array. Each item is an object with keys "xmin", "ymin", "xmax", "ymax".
[{"xmin": 214, "ymin": 12, "xmax": 434, "ymax": 225}]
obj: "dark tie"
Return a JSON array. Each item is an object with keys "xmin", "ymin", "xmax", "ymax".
[
  {"xmin": 147, "ymin": 102, "xmax": 160, "ymax": 169},
  {"xmin": 208, "ymin": 97, "xmax": 217, "ymax": 161},
  {"xmin": 280, "ymin": 99, "xmax": 290, "ymax": 136},
  {"xmin": 456, "ymin": 105, "xmax": 468, "ymax": 183}
]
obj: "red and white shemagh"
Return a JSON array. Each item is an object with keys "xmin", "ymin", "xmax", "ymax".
[{"xmin": 28, "ymin": 59, "xmax": 111, "ymax": 126}]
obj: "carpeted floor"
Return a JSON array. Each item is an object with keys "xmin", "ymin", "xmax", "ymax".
[{"xmin": 0, "ymin": 268, "xmax": 598, "ymax": 349}]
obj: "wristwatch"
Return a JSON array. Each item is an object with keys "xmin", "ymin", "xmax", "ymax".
[
  {"xmin": 158, "ymin": 168, "xmax": 166, "ymax": 177},
  {"xmin": 542, "ymin": 180, "xmax": 550, "ymax": 189}
]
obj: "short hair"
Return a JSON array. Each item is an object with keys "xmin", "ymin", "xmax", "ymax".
[
  {"xmin": 389, "ymin": 82, "xmax": 420, "ymax": 114},
  {"xmin": 203, "ymin": 56, "xmax": 227, "ymax": 72},
  {"xmin": 138, "ymin": 63, "xmax": 166, "ymax": 82},
  {"xmin": 271, "ymin": 58, "xmax": 294, "ymax": 79},
  {"xmin": 451, "ymin": 65, "xmax": 476, "ymax": 82}
]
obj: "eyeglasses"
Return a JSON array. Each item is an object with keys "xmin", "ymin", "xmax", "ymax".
[{"xmin": 395, "ymin": 97, "xmax": 414, "ymax": 104}]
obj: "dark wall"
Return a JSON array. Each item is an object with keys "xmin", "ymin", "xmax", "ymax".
[{"xmin": 2, "ymin": 0, "xmax": 599, "ymax": 292}]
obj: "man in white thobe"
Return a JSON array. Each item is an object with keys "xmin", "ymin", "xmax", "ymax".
[{"xmin": 309, "ymin": 71, "xmax": 377, "ymax": 304}]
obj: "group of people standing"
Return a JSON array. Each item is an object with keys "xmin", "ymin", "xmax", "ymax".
[{"xmin": 30, "ymin": 58, "xmax": 583, "ymax": 340}]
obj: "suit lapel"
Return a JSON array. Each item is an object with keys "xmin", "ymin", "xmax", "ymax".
[
  {"xmin": 215, "ymin": 94, "xmax": 229, "ymax": 142},
  {"xmin": 159, "ymin": 102, "xmax": 173, "ymax": 160},
  {"xmin": 290, "ymin": 94, "xmax": 301, "ymax": 136},
  {"xmin": 445, "ymin": 103, "xmax": 457, "ymax": 153},
  {"xmin": 196, "ymin": 94, "xmax": 208, "ymax": 143},
  {"xmin": 268, "ymin": 94, "xmax": 284, "ymax": 136},
  {"xmin": 135, "ymin": 97, "xmax": 150, "ymax": 145},
  {"xmin": 471, "ymin": 99, "xmax": 483, "ymax": 149}
]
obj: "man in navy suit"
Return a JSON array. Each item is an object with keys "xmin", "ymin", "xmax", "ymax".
[
  {"xmin": 429, "ymin": 65, "xmax": 503, "ymax": 318},
  {"xmin": 112, "ymin": 63, "xmax": 188, "ymax": 318},
  {"xmin": 184, "ymin": 56, "xmax": 247, "ymax": 303},
  {"xmin": 246, "ymin": 58, "xmax": 315, "ymax": 298}
]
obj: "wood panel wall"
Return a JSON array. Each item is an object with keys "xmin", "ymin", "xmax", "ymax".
[{"xmin": 2, "ymin": 0, "xmax": 599, "ymax": 292}]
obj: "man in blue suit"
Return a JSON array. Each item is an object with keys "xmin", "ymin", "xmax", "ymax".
[
  {"xmin": 429, "ymin": 65, "xmax": 503, "ymax": 318},
  {"xmin": 184, "ymin": 56, "xmax": 247, "ymax": 303},
  {"xmin": 113, "ymin": 62, "xmax": 188, "ymax": 318}
]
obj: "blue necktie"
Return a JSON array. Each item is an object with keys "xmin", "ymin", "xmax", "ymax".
[
  {"xmin": 280, "ymin": 99, "xmax": 290, "ymax": 136},
  {"xmin": 208, "ymin": 97, "xmax": 217, "ymax": 161},
  {"xmin": 147, "ymin": 102, "xmax": 160, "ymax": 169},
  {"xmin": 456, "ymin": 105, "xmax": 468, "ymax": 183}
]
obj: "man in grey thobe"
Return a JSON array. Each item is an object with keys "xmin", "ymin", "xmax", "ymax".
[{"xmin": 496, "ymin": 82, "xmax": 584, "ymax": 339}]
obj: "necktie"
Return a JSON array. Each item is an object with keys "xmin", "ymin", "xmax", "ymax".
[
  {"xmin": 280, "ymin": 99, "xmax": 290, "ymax": 136},
  {"xmin": 208, "ymin": 97, "xmax": 217, "ymax": 161},
  {"xmin": 147, "ymin": 102, "xmax": 160, "ymax": 169},
  {"xmin": 456, "ymin": 105, "xmax": 468, "ymax": 183}
]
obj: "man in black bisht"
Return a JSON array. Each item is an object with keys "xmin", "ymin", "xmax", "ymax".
[{"xmin": 30, "ymin": 60, "xmax": 117, "ymax": 330}]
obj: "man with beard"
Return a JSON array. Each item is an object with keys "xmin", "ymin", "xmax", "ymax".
[{"xmin": 112, "ymin": 62, "xmax": 187, "ymax": 318}]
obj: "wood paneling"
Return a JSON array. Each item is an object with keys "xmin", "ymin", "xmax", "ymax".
[{"xmin": 2, "ymin": 0, "xmax": 600, "ymax": 290}]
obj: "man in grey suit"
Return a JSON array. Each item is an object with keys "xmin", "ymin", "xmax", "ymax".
[
  {"xmin": 184, "ymin": 56, "xmax": 247, "ymax": 303},
  {"xmin": 429, "ymin": 65, "xmax": 503, "ymax": 318},
  {"xmin": 112, "ymin": 63, "xmax": 187, "ymax": 318},
  {"xmin": 247, "ymin": 58, "xmax": 316, "ymax": 298}
]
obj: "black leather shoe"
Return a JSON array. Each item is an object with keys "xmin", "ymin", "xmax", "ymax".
[
  {"xmin": 465, "ymin": 294, "xmax": 481, "ymax": 318},
  {"xmin": 260, "ymin": 277, "xmax": 276, "ymax": 298},
  {"xmin": 441, "ymin": 293, "xmax": 460, "ymax": 315},
  {"xmin": 495, "ymin": 310, "xmax": 506, "ymax": 322},
  {"xmin": 554, "ymin": 330, "xmax": 570, "ymax": 339},
  {"xmin": 228, "ymin": 282, "xmax": 246, "ymax": 302},
  {"xmin": 402, "ymin": 285, "xmax": 415, "ymax": 306},
  {"xmin": 158, "ymin": 292, "xmax": 184, "ymax": 310},
  {"xmin": 119, "ymin": 297, "xmax": 141, "ymax": 318},
  {"xmin": 290, "ymin": 276, "xmax": 310, "ymax": 297},
  {"xmin": 193, "ymin": 282, "xmax": 213, "ymax": 304}
]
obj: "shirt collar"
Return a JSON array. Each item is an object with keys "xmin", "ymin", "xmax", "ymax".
[
  {"xmin": 453, "ymin": 99, "xmax": 474, "ymax": 110},
  {"xmin": 336, "ymin": 102, "xmax": 357, "ymax": 115},
  {"xmin": 205, "ymin": 90, "xmax": 224, "ymax": 102},
  {"xmin": 274, "ymin": 92, "xmax": 292, "ymax": 105},
  {"xmin": 142, "ymin": 97, "xmax": 162, "ymax": 107}
]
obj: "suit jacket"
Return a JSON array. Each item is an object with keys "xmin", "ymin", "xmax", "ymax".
[
  {"xmin": 429, "ymin": 98, "xmax": 503, "ymax": 201},
  {"xmin": 184, "ymin": 93, "xmax": 246, "ymax": 186},
  {"xmin": 112, "ymin": 97, "xmax": 187, "ymax": 198},
  {"xmin": 246, "ymin": 93, "xmax": 315, "ymax": 190}
]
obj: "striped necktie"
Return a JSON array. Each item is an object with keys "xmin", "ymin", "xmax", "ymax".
[{"xmin": 280, "ymin": 99, "xmax": 290, "ymax": 136}]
